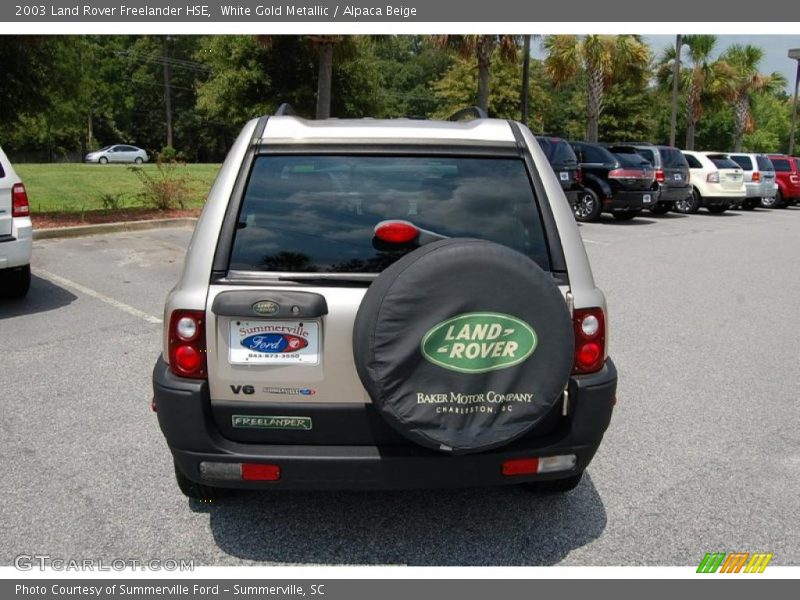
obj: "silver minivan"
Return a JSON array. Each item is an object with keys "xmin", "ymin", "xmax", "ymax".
[{"xmin": 728, "ymin": 153, "xmax": 777, "ymax": 209}]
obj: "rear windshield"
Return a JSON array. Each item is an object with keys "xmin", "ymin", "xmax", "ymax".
[
  {"xmin": 535, "ymin": 137, "xmax": 577, "ymax": 166},
  {"xmin": 730, "ymin": 155, "xmax": 752, "ymax": 170},
  {"xmin": 634, "ymin": 148, "xmax": 656, "ymax": 165},
  {"xmin": 795, "ymin": 159, "xmax": 800, "ymax": 171},
  {"xmin": 229, "ymin": 155, "xmax": 550, "ymax": 273},
  {"xmin": 772, "ymin": 158, "xmax": 791, "ymax": 172},
  {"xmin": 684, "ymin": 154, "xmax": 702, "ymax": 169},
  {"xmin": 611, "ymin": 148, "xmax": 652, "ymax": 168},
  {"xmin": 707, "ymin": 155, "xmax": 740, "ymax": 169},
  {"xmin": 660, "ymin": 147, "xmax": 688, "ymax": 169},
  {"xmin": 756, "ymin": 155, "xmax": 773, "ymax": 171}
]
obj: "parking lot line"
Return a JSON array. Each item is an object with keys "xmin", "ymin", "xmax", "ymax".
[{"xmin": 33, "ymin": 268, "xmax": 163, "ymax": 325}]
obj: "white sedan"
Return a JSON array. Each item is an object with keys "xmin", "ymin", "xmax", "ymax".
[
  {"xmin": 85, "ymin": 145, "xmax": 149, "ymax": 164},
  {"xmin": 678, "ymin": 151, "xmax": 745, "ymax": 214}
]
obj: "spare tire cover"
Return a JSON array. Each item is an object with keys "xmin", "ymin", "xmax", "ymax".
[{"xmin": 353, "ymin": 238, "xmax": 575, "ymax": 455}]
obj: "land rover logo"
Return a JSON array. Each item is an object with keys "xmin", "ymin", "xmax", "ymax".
[
  {"xmin": 252, "ymin": 300, "xmax": 279, "ymax": 315},
  {"xmin": 421, "ymin": 312, "xmax": 537, "ymax": 374}
]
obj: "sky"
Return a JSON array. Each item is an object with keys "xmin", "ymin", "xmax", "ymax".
[{"xmin": 533, "ymin": 35, "xmax": 800, "ymax": 92}]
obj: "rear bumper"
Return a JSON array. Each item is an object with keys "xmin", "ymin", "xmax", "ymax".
[
  {"xmin": 153, "ymin": 357, "xmax": 617, "ymax": 491},
  {"xmin": 656, "ymin": 183, "xmax": 691, "ymax": 204},
  {"xmin": 744, "ymin": 182, "xmax": 776, "ymax": 199},
  {"xmin": 0, "ymin": 217, "xmax": 32, "ymax": 270},
  {"xmin": 604, "ymin": 190, "xmax": 653, "ymax": 211}
]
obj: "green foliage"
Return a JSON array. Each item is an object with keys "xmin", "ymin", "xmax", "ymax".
[
  {"xmin": 158, "ymin": 145, "xmax": 185, "ymax": 162},
  {"xmin": 129, "ymin": 160, "xmax": 193, "ymax": 211},
  {"xmin": 433, "ymin": 55, "xmax": 520, "ymax": 119}
]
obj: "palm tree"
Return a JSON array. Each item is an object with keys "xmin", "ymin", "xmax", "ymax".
[
  {"xmin": 543, "ymin": 35, "xmax": 650, "ymax": 142},
  {"xmin": 720, "ymin": 44, "xmax": 788, "ymax": 151},
  {"xmin": 433, "ymin": 35, "xmax": 518, "ymax": 113}
]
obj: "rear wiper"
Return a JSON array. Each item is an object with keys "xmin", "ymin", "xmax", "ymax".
[{"xmin": 275, "ymin": 273, "xmax": 376, "ymax": 284}]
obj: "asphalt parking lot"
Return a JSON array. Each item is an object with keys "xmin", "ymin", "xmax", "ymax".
[{"xmin": 1, "ymin": 208, "xmax": 799, "ymax": 567}]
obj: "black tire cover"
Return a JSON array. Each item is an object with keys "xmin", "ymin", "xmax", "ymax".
[{"xmin": 353, "ymin": 238, "xmax": 575, "ymax": 455}]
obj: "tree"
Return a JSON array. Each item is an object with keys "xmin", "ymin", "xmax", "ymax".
[
  {"xmin": 720, "ymin": 44, "xmax": 787, "ymax": 152},
  {"xmin": 432, "ymin": 35, "xmax": 518, "ymax": 113},
  {"xmin": 543, "ymin": 35, "xmax": 650, "ymax": 142}
]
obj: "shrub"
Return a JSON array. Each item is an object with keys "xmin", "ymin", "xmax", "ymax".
[
  {"xmin": 129, "ymin": 160, "xmax": 192, "ymax": 211},
  {"xmin": 158, "ymin": 145, "xmax": 185, "ymax": 162}
]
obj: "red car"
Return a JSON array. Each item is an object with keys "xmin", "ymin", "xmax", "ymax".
[{"xmin": 767, "ymin": 154, "xmax": 800, "ymax": 207}]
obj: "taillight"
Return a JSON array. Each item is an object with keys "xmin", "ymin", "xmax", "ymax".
[
  {"xmin": 168, "ymin": 310, "xmax": 207, "ymax": 379},
  {"xmin": 609, "ymin": 168, "xmax": 647, "ymax": 180},
  {"xmin": 790, "ymin": 175, "xmax": 799, "ymax": 184},
  {"xmin": 576, "ymin": 166, "xmax": 583, "ymax": 185},
  {"xmin": 572, "ymin": 308, "xmax": 606, "ymax": 374},
  {"xmin": 706, "ymin": 172, "xmax": 720, "ymax": 183},
  {"xmin": 374, "ymin": 220, "xmax": 419, "ymax": 244},
  {"xmin": 752, "ymin": 172, "xmax": 761, "ymax": 182},
  {"xmin": 12, "ymin": 183, "xmax": 30, "ymax": 217},
  {"xmin": 655, "ymin": 169, "xmax": 665, "ymax": 183}
]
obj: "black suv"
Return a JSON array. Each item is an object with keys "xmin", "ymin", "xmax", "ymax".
[
  {"xmin": 535, "ymin": 135, "xmax": 583, "ymax": 212},
  {"xmin": 615, "ymin": 143, "xmax": 691, "ymax": 214},
  {"xmin": 570, "ymin": 142, "xmax": 657, "ymax": 221}
]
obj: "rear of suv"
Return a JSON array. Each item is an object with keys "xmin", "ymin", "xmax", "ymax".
[
  {"xmin": 535, "ymin": 135, "xmax": 585, "ymax": 218},
  {"xmin": 728, "ymin": 153, "xmax": 777, "ymax": 209},
  {"xmin": 623, "ymin": 143, "xmax": 691, "ymax": 215},
  {"xmin": 0, "ymin": 146, "xmax": 32, "ymax": 298},
  {"xmin": 767, "ymin": 154, "xmax": 800, "ymax": 207},
  {"xmin": 153, "ymin": 108, "xmax": 617, "ymax": 500},
  {"xmin": 680, "ymin": 151, "xmax": 745, "ymax": 214},
  {"xmin": 570, "ymin": 141, "xmax": 656, "ymax": 221}
]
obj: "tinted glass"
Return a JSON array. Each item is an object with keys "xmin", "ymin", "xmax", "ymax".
[
  {"xmin": 612, "ymin": 150, "xmax": 651, "ymax": 168},
  {"xmin": 795, "ymin": 159, "xmax": 800, "ymax": 171},
  {"xmin": 535, "ymin": 137, "xmax": 577, "ymax": 165},
  {"xmin": 229, "ymin": 155, "xmax": 550, "ymax": 273},
  {"xmin": 0, "ymin": 163, "xmax": 5, "ymax": 178},
  {"xmin": 756, "ymin": 155, "xmax": 773, "ymax": 171},
  {"xmin": 684, "ymin": 154, "xmax": 702, "ymax": 169},
  {"xmin": 771, "ymin": 158, "xmax": 791, "ymax": 172},
  {"xmin": 660, "ymin": 147, "xmax": 688, "ymax": 169},
  {"xmin": 578, "ymin": 144, "xmax": 614, "ymax": 163},
  {"xmin": 634, "ymin": 148, "xmax": 656, "ymax": 164},
  {"xmin": 708, "ymin": 156, "xmax": 740, "ymax": 169},
  {"xmin": 730, "ymin": 155, "xmax": 752, "ymax": 171}
]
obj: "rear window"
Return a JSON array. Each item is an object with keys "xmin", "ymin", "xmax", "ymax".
[
  {"xmin": 535, "ymin": 137, "xmax": 577, "ymax": 166},
  {"xmin": 660, "ymin": 147, "xmax": 688, "ymax": 169},
  {"xmin": 707, "ymin": 155, "xmax": 740, "ymax": 169},
  {"xmin": 0, "ymin": 164, "xmax": 4, "ymax": 178},
  {"xmin": 634, "ymin": 148, "xmax": 656, "ymax": 165},
  {"xmin": 229, "ymin": 155, "xmax": 550, "ymax": 273},
  {"xmin": 756, "ymin": 156, "xmax": 773, "ymax": 171},
  {"xmin": 574, "ymin": 144, "xmax": 615, "ymax": 164},
  {"xmin": 730, "ymin": 155, "xmax": 752, "ymax": 171},
  {"xmin": 795, "ymin": 159, "xmax": 800, "ymax": 171},
  {"xmin": 611, "ymin": 148, "xmax": 651, "ymax": 168},
  {"xmin": 772, "ymin": 158, "xmax": 791, "ymax": 172}
]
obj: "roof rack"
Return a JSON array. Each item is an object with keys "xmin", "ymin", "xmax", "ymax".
[
  {"xmin": 448, "ymin": 106, "xmax": 488, "ymax": 122},
  {"xmin": 274, "ymin": 103, "xmax": 297, "ymax": 116}
]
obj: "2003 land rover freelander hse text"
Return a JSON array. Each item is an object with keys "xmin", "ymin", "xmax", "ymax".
[{"xmin": 152, "ymin": 106, "xmax": 618, "ymax": 501}]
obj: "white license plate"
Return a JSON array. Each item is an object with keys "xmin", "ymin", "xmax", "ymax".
[
  {"xmin": 559, "ymin": 171, "xmax": 569, "ymax": 181},
  {"xmin": 674, "ymin": 173, "xmax": 682, "ymax": 180},
  {"xmin": 229, "ymin": 320, "xmax": 320, "ymax": 365},
  {"xmin": 643, "ymin": 194, "xmax": 652, "ymax": 203}
]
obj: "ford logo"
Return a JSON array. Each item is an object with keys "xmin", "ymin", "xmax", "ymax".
[
  {"xmin": 241, "ymin": 333, "xmax": 308, "ymax": 353},
  {"xmin": 252, "ymin": 300, "xmax": 279, "ymax": 315}
]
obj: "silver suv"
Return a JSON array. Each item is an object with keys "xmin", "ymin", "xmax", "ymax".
[
  {"xmin": 727, "ymin": 153, "xmax": 778, "ymax": 209},
  {"xmin": 153, "ymin": 107, "xmax": 618, "ymax": 500}
]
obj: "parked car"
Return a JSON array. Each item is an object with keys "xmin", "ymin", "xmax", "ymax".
[
  {"xmin": 767, "ymin": 154, "xmax": 800, "ymax": 207},
  {"xmin": 85, "ymin": 144, "xmax": 149, "ymax": 164},
  {"xmin": 153, "ymin": 106, "xmax": 617, "ymax": 500},
  {"xmin": 728, "ymin": 153, "xmax": 777, "ymax": 209},
  {"xmin": 619, "ymin": 143, "xmax": 691, "ymax": 215},
  {"xmin": 679, "ymin": 151, "xmax": 745, "ymax": 214},
  {"xmin": 570, "ymin": 141, "xmax": 656, "ymax": 221},
  {"xmin": 0, "ymin": 146, "xmax": 32, "ymax": 298},
  {"xmin": 535, "ymin": 135, "xmax": 584, "ymax": 217}
]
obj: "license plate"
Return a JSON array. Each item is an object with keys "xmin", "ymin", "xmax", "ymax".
[
  {"xmin": 674, "ymin": 173, "xmax": 682, "ymax": 180},
  {"xmin": 559, "ymin": 171, "xmax": 569, "ymax": 181},
  {"xmin": 643, "ymin": 194, "xmax": 652, "ymax": 203},
  {"xmin": 229, "ymin": 320, "xmax": 320, "ymax": 365}
]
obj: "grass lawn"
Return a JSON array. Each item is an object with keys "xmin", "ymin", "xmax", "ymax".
[{"xmin": 14, "ymin": 163, "xmax": 221, "ymax": 213}]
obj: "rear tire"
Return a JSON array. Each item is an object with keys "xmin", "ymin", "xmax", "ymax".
[
  {"xmin": 573, "ymin": 188, "xmax": 602, "ymax": 222},
  {"xmin": 0, "ymin": 265, "xmax": 31, "ymax": 299},
  {"xmin": 612, "ymin": 211, "xmax": 639, "ymax": 221},
  {"xmin": 706, "ymin": 205, "xmax": 728, "ymax": 214},
  {"xmin": 134, "ymin": 157, "xmax": 143, "ymax": 164},
  {"xmin": 98, "ymin": 156, "xmax": 108, "ymax": 164},
  {"xmin": 741, "ymin": 199, "xmax": 756, "ymax": 210},
  {"xmin": 761, "ymin": 190, "xmax": 783, "ymax": 208},
  {"xmin": 521, "ymin": 472, "xmax": 584, "ymax": 493},
  {"xmin": 173, "ymin": 460, "xmax": 231, "ymax": 502},
  {"xmin": 675, "ymin": 189, "xmax": 701, "ymax": 214}
]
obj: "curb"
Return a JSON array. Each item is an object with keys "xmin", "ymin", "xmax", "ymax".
[{"xmin": 32, "ymin": 218, "xmax": 198, "ymax": 240}]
